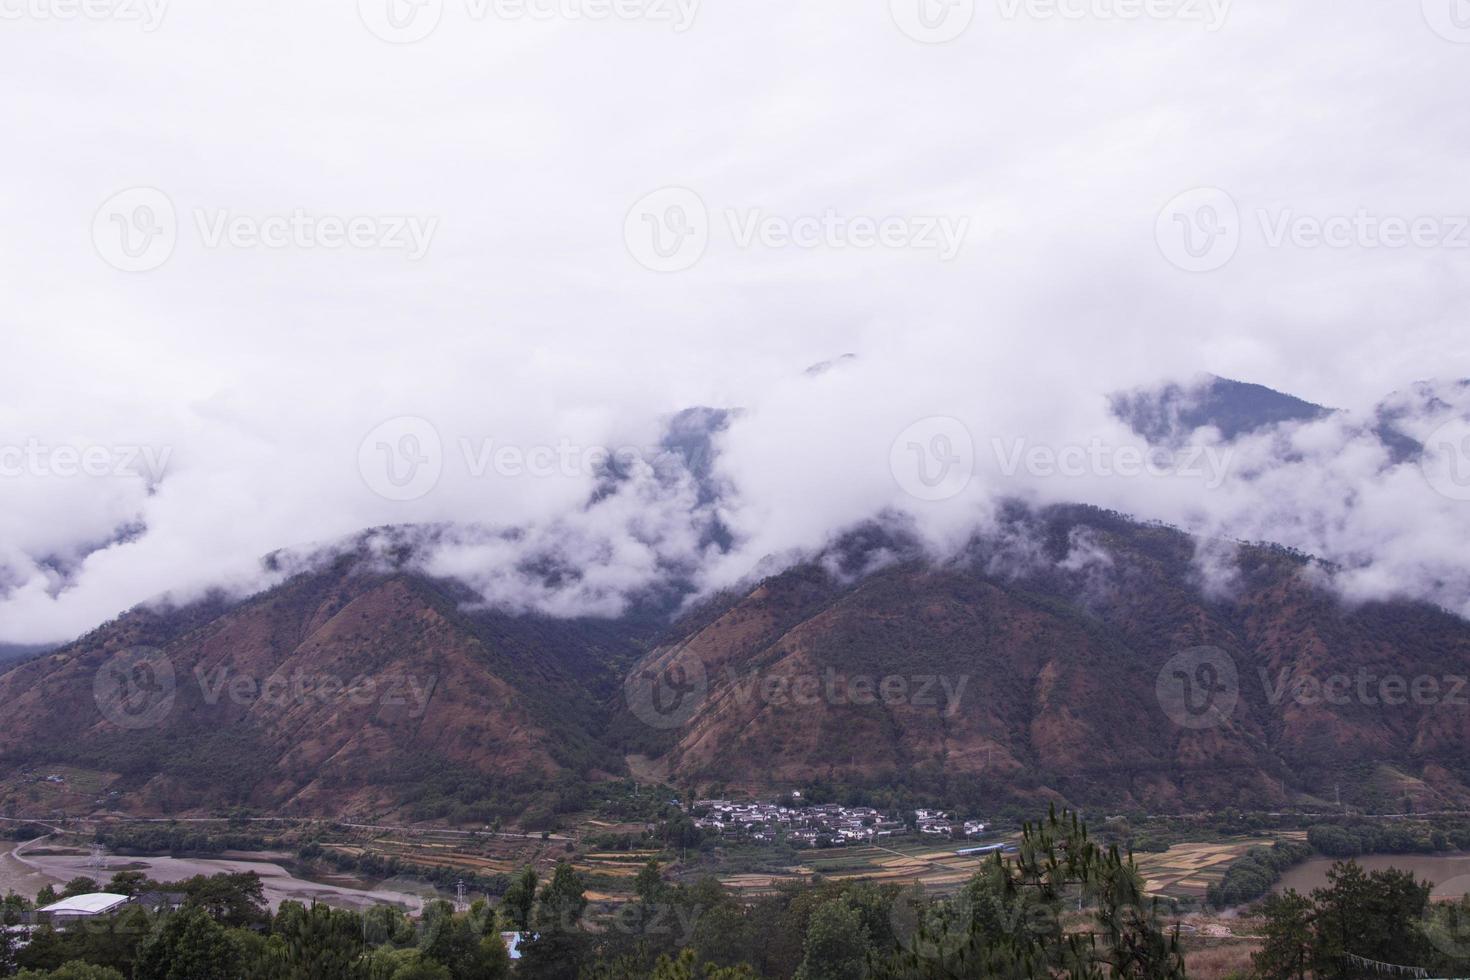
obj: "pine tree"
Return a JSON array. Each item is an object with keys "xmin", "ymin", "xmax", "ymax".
[
  {"xmin": 872, "ymin": 807, "xmax": 1185, "ymax": 979},
  {"xmin": 500, "ymin": 866, "xmax": 538, "ymax": 934},
  {"xmin": 1252, "ymin": 890, "xmax": 1314, "ymax": 980}
]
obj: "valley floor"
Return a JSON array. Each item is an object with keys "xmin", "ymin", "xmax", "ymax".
[
  {"xmin": 7, "ymin": 842, "xmax": 443, "ymax": 912},
  {"xmin": 0, "ymin": 836, "xmax": 56, "ymax": 898}
]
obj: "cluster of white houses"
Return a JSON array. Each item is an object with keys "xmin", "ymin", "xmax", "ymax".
[
  {"xmin": 692, "ymin": 800, "xmax": 989, "ymax": 847},
  {"xmin": 914, "ymin": 809, "xmax": 989, "ymax": 839}
]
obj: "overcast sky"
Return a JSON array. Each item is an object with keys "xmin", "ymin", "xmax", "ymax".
[{"xmin": 3, "ymin": 0, "xmax": 1470, "ymax": 642}]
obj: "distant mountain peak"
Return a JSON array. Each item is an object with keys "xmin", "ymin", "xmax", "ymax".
[
  {"xmin": 1111, "ymin": 373, "xmax": 1333, "ymax": 445},
  {"xmin": 803, "ymin": 353, "xmax": 858, "ymax": 377}
]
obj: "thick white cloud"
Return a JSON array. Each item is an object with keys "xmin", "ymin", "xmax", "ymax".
[{"xmin": 1, "ymin": 0, "xmax": 1468, "ymax": 642}]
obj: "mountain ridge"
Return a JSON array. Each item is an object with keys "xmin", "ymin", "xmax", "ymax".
[
  {"xmin": 4, "ymin": 502, "xmax": 1468, "ymax": 821},
  {"xmin": 4, "ymin": 374, "xmax": 1469, "ymax": 821}
]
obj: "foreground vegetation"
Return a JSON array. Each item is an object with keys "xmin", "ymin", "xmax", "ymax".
[
  {"xmin": 5, "ymin": 808, "xmax": 1470, "ymax": 979},
  {"xmin": 1252, "ymin": 862, "xmax": 1470, "ymax": 979},
  {"xmin": 0, "ymin": 809, "xmax": 1189, "ymax": 979}
]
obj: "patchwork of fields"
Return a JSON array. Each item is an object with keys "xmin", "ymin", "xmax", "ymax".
[
  {"xmin": 1134, "ymin": 834, "xmax": 1307, "ymax": 901},
  {"xmin": 0, "ymin": 771, "xmax": 1314, "ymax": 912}
]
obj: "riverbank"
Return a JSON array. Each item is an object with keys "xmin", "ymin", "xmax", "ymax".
[
  {"xmin": 2, "ymin": 838, "xmax": 441, "ymax": 912},
  {"xmin": 0, "ymin": 836, "xmax": 64, "ymax": 898}
]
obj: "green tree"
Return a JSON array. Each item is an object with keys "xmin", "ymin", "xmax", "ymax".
[
  {"xmin": 840, "ymin": 882, "xmax": 900, "ymax": 955},
  {"xmin": 1310, "ymin": 862, "xmax": 1432, "ymax": 977},
  {"xmin": 1423, "ymin": 893, "xmax": 1470, "ymax": 977},
  {"xmin": 135, "ymin": 906, "xmax": 242, "ymax": 980},
  {"xmin": 366, "ymin": 948, "xmax": 452, "ymax": 980},
  {"xmin": 419, "ymin": 910, "xmax": 510, "ymax": 979},
  {"xmin": 13, "ymin": 926, "xmax": 68, "ymax": 974},
  {"xmin": 0, "ymin": 923, "xmax": 14, "ymax": 977},
  {"xmin": 872, "ymin": 807, "xmax": 1184, "ymax": 980},
  {"xmin": 647, "ymin": 949, "xmax": 756, "ymax": 980},
  {"xmin": 0, "ymin": 892, "xmax": 26, "ymax": 975},
  {"xmin": 64, "ymin": 904, "xmax": 154, "ymax": 975},
  {"xmin": 261, "ymin": 901, "xmax": 369, "ymax": 980},
  {"xmin": 635, "ymin": 860, "xmax": 667, "ymax": 906},
  {"xmin": 519, "ymin": 863, "xmax": 589, "ymax": 980},
  {"xmin": 501, "ymin": 866, "xmax": 538, "ymax": 933},
  {"xmin": 59, "ymin": 877, "xmax": 100, "ymax": 900},
  {"xmin": 364, "ymin": 903, "xmax": 417, "ymax": 947},
  {"xmin": 1252, "ymin": 890, "xmax": 1314, "ymax": 980},
  {"xmin": 793, "ymin": 898, "xmax": 870, "ymax": 980},
  {"xmin": 540, "ymin": 863, "xmax": 588, "ymax": 931},
  {"xmin": 680, "ymin": 877, "xmax": 746, "ymax": 968},
  {"xmin": 180, "ymin": 872, "xmax": 268, "ymax": 929},
  {"xmin": 106, "ymin": 870, "xmax": 152, "ymax": 897},
  {"xmin": 13, "ymin": 964, "xmax": 128, "ymax": 980},
  {"xmin": 393, "ymin": 960, "xmax": 454, "ymax": 980}
]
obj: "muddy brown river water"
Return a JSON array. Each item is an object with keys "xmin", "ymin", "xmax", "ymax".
[{"xmin": 1275, "ymin": 853, "xmax": 1470, "ymax": 898}]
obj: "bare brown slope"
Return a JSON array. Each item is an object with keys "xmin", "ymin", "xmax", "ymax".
[
  {"xmin": 3, "ymin": 507, "xmax": 1469, "ymax": 818},
  {"xmin": 0, "ymin": 560, "xmax": 635, "ymax": 819},
  {"xmin": 633, "ymin": 510, "xmax": 1470, "ymax": 812}
]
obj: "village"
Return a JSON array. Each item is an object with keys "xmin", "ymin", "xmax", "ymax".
[{"xmin": 691, "ymin": 797, "xmax": 990, "ymax": 847}]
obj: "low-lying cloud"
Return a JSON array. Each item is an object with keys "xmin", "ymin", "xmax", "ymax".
[{"xmin": 2, "ymin": 0, "xmax": 1469, "ymax": 641}]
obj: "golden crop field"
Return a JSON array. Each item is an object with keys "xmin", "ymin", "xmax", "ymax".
[
  {"xmin": 719, "ymin": 840, "xmax": 1013, "ymax": 897},
  {"xmin": 1134, "ymin": 839, "xmax": 1276, "ymax": 899}
]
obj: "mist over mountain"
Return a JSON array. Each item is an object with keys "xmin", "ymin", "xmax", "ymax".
[
  {"xmin": 1111, "ymin": 374, "xmax": 1333, "ymax": 445},
  {"xmin": 7, "ymin": 491, "xmax": 1470, "ymax": 819},
  {"xmin": 6, "ymin": 364, "xmax": 1470, "ymax": 650},
  {"xmin": 5, "ymin": 370, "xmax": 1470, "ymax": 811},
  {"xmin": 7, "ymin": 9, "xmax": 1470, "ymax": 977}
]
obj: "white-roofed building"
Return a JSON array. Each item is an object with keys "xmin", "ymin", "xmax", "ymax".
[{"xmin": 37, "ymin": 893, "xmax": 132, "ymax": 925}]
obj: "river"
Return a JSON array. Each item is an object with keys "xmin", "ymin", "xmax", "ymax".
[
  {"xmin": 1276, "ymin": 853, "xmax": 1470, "ymax": 899},
  {"xmin": 2, "ymin": 837, "xmax": 445, "ymax": 912}
]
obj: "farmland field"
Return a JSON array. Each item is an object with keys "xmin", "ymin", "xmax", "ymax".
[
  {"xmin": 720, "ymin": 838, "xmax": 1015, "ymax": 897},
  {"xmin": 1134, "ymin": 835, "xmax": 1305, "ymax": 900}
]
